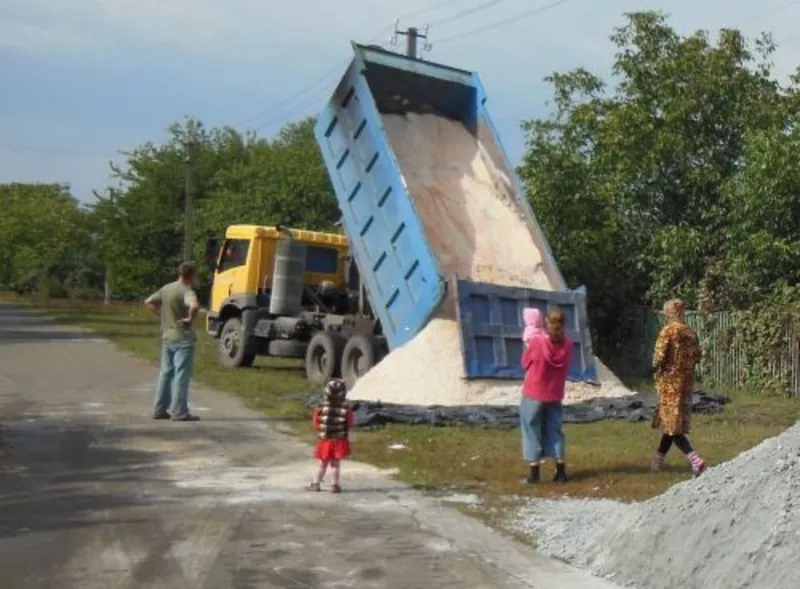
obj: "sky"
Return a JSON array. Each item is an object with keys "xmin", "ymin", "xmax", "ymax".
[{"xmin": 1, "ymin": 0, "xmax": 800, "ymax": 203}]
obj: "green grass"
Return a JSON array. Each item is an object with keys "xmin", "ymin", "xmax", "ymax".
[{"xmin": 4, "ymin": 295, "xmax": 799, "ymax": 503}]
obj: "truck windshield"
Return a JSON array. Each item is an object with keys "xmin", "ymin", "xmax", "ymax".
[{"xmin": 218, "ymin": 239, "xmax": 250, "ymax": 272}]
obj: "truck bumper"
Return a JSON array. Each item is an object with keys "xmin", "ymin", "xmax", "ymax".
[{"xmin": 206, "ymin": 313, "xmax": 221, "ymax": 338}]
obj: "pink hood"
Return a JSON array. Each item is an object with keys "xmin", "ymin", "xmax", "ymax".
[{"xmin": 522, "ymin": 308, "xmax": 545, "ymax": 344}]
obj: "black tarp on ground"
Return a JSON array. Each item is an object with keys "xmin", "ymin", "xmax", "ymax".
[{"xmin": 307, "ymin": 391, "xmax": 728, "ymax": 430}]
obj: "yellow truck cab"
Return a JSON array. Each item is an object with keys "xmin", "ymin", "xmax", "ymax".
[{"xmin": 205, "ymin": 224, "xmax": 386, "ymax": 387}]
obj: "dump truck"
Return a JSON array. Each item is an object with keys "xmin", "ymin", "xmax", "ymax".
[
  {"xmin": 206, "ymin": 42, "xmax": 598, "ymax": 388},
  {"xmin": 205, "ymin": 224, "xmax": 386, "ymax": 388}
]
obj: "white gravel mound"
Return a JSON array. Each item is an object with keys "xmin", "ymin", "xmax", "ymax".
[
  {"xmin": 510, "ymin": 422, "xmax": 800, "ymax": 589},
  {"xmin": 510, "ymin": 498, "xmax": 630, "ymax": 566}
]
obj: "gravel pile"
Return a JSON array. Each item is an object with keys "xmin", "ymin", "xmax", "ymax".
[
  {"xmin": 511, "ymin": 422, "xmax": 800, "ymax": 589},
  {"xmin": 511, "ymin": 498, "xmax": 630, "ymax": 567}
]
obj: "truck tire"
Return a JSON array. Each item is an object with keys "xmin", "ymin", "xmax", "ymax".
[
  {"xmin": 267, "ymin": 339, "xmax": 308, "ymax": 359},
  {"xmin": 341, "ymin": 333, "xmax": 377, "ymax": 390},
  {"xmin": 218, "ymin": 317, "xmax": 255, "ymax": 368},
  {"xmin": 305, "ymin": 331, "xmax": 345, "ymax": 385}
]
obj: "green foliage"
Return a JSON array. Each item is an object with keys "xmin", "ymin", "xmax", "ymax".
[
  {"xmin": 93, "ymin": 116, "xmax": 338, "ymax": 300},
  {"xmin": 721, "ymin": 286, "xmax": 800, "ymax": 396},
  {"xmin": 518, "ymin": 11, "xmax": 800, "ymax": 364},
  {"xmin": 0, "ymin": 183, "xmax": 97, "ymax": 298},
  {"xmin": 3, "ymin": 117, "xmax": 338, "ymax": 302},
  {"xmin": 197, "ymin": 118, "xmax": 339, "ymax": 235}
]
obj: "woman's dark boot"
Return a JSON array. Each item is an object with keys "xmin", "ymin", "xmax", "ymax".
[
  {"xmin": 553, "ymin": 462, "xmax": 568, "ymax": 483},
  {"xmin": 526, "ymin": 464, "xmax": 540, "ymax": 484}
]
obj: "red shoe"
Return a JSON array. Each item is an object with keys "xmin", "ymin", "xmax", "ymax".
[
  {"xmin": 688, "ymin": 451, "xmax": 707, "ymax": 477},
  {"xmin": 692, "ymin": 461, "xmax": 707, "ymax": 477},
  {"xmin": 331, "ymin": 484, "xmax": 342, "ymax": 494}
]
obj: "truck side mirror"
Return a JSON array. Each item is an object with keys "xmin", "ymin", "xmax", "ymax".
[{"xmin": 205, "ymin": 237, "xmax": 219, "ymax": 268}]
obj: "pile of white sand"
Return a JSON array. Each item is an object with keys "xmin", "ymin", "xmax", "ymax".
[
  {"xmin": 381, "ymin": 113, "xmax": 553, "ymax": 291},
  {"xmin": 512, "ymin": 422, "xmax": 800, "ymax": 589},
  {"xmin": 350, "ymin": 113, "xmax": 631, "ymax": 406},
  {"xmin": 350, "ymin": 315, "xmax": 630, "ymax": 406}
]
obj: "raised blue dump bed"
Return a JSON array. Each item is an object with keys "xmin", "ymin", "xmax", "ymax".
[{"xmin": 314, "ymin": 43, "xmax": 597, "ymax": 382}]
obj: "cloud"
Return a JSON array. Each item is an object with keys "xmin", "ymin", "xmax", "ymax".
[
  {"xmin": 0, "ymin": 21, "xmax": 103, "ymax": 54},
  {"xmin": 0, "ymin": 0, "xmax": 248, "ymax": 57},
  {"xmin": 0, "ymin": 0, "xmax": 394, "ymax": 61},
  {"xmin": 2, "ymin": 0, "xmax": 800, "ymax": 202}
]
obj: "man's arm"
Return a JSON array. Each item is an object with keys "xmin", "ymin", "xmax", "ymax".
[
  {"xmin": 178, "ymin": 289, "xmax": 200, "ymax": 325},
  {"xmin": 144, "ymin": 288, "xmax": 162, "ymax": 315}
]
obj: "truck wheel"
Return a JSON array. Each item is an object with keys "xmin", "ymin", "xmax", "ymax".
[
  {"xmin": 219, "ymin": 317, "xmax": 253, "ymax": 368},
  {"xmin": 341, "ymin": 334, "xmax": 377, "ymax": 390},
  {"xmin": 305, "ymin": 331, "xmax": 345, "ymax": 385}
]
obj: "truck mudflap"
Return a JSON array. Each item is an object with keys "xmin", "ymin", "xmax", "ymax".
[{"xmin": 453, "ymin": 279, "xmax": 598, "ymax": 382}]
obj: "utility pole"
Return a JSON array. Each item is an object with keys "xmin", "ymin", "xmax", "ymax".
[
  {"xmin": 98, "ymin": 189, "xmax": 115, "ymax": 305},
  {"xmin": 183, "ymin": 140, "xmax": 196, "ymax": 262},
  {"xmin": 392, "ymin": 22, "xmax": 431, "ymax": 59}
]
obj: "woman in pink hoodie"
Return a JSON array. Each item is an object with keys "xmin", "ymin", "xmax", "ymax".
[{"xmin": 519, "ymin": 307, "xmax": 573, "ymax": 484}]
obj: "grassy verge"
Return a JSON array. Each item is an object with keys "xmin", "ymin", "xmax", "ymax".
[{"xmin": 4, "ymin": 296, "xmax": 798, "ymax": 503}]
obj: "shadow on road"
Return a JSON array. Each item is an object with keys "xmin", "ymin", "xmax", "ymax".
[
  {"xmin": 0, "ymin": 330, "xmax": 111, "ymax": 343},
  {"xmin": 0, "ymin": 330, "xmax": 156, "ymax": 344},
  {"xmin": 0, "ymin": 413, "xmax": 265, "ymax": 542},
  {"xmin": 0, "ymin": 305, "xmax": 41, "ymax": 317}
]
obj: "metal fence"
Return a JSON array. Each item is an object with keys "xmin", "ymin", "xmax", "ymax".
[{"xmin": 610, "ymin": 307, "xmax": 800, "ymax": 396}]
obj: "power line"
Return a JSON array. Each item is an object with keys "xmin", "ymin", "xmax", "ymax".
[
  {"xmin": 427, "ymin": 0, "xmax": 508, "ymax": 28},
  {"xmin": 776, "ymin": 31, "xmax": 800, "ymax": 45},
  {"xmin": 232, "ymin": 24, "xmax": 392, "ymax": 131},
  {"xmin": 253, "ymin": 74, "xmax": 343, "ymax": 133},
  {"xmin": 403, "ymin": 0, "xmax": 471, "ymax": 19},
  {"xmin": 0, "ymin": 143, "xmax": 113, "ymax": 159},
  {"xmin": 435, "ymin": 0, "xmax": 571, "ymax": 45},
  {"xmin": 731, "ymin": 0, "xmax": 800, "ymax": 28},
  {"xmin": 233, "ymin": 0, "xmax": 479, "ymax": 132},
  {"xmin": 488, "ymin": 4, "xmax": 800, "ymax": 130},
  {"xmin": 230, "ymin": 54, "xmax": 362, "ymax": 131},
  {"xmin": 253, "ymin": 34, "xmax": 408, "ymax": 133}
]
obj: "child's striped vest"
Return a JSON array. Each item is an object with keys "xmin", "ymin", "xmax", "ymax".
[{"xmin": 318, "ymin": 403, "xmax": 349, "ymax": 440}]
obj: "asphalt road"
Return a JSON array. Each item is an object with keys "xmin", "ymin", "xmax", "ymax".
[{"xmin": 0, "ymin": 302, "xmax": 619, "ymax": 589}]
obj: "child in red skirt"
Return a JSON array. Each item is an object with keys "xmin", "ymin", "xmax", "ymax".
[{"xmin": 306, "ymin": 378, "xmax": 354, "ymax": 493}]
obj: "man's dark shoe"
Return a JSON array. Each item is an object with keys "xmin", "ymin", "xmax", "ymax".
[
  {"xmin": 153, "ymin": 410, "xmax": 171, "ymax": 420},
  {"xmin": 172, "ymin": 414, "xmax": 200, "ymax": 422},
  {"xmin": 553, "ymin": 462, "xmax": 568, "ymax": 484}
]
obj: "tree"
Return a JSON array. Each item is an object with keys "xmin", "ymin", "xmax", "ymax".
[
  {"xmin": 517, "ymin": 11, "xmax": 799, "ymax": 346},
  {"xmin": 196, "ymin": 117, "xmax": 339, "ymax": 236},
  {"xmin": 0, "ymin": 183, "xmax": 92, "ymax": 297},
  {"xmin": 93, "ymin": 116, "xmax": 339, "ymax": 300}
]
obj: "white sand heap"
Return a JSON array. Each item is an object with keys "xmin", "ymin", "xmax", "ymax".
[
  {"xmin": 513, "ymin": 422, "xmax": 800, "ymax": 589},
  {"xmin": 350, "ymin": 113, "xmax": 632, "ymax": 406}
]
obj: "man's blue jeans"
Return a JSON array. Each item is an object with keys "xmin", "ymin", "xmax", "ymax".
[{"xmin": 154, "ymin": 340, "xmax": 196, "ymax": 418}]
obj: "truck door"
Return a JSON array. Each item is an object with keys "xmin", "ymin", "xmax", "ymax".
[{"xmin": 210, "ymin": 238, "xmax": 251, "ymax": 311}]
